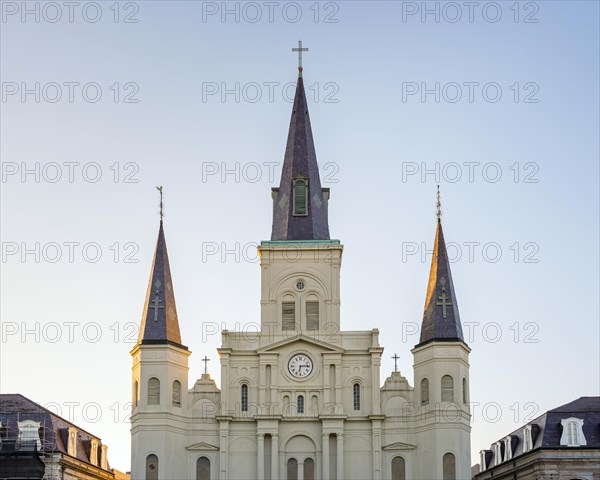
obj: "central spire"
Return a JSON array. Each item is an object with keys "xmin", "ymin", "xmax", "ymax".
[{"xmin": 270, "ymin": 44, "xmax": 331, "ymax": 241}]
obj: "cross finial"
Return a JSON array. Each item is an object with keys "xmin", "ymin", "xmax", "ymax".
[
  {"xmin": 392, "ymin": 354, "xmax": 400, "ymax": 372},
  {"xmin": 156, "ymin": 186, "xmax": 164, "ymax": 221},
  {"xmin": 292, "ymin": 39, "xmax": 309, "ymax": 76},
  {"xmin": 436, "ymin": 185, "xmax": 442, "ymax": 221},
  {"xmin": 202, "ymin": 355, "xmax": 210, "ymax": 375}
]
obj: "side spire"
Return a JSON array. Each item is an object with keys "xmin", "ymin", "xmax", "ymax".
[
  {"xmin": 417, "ymin": 188, "xmax": 464, "ymax": 346},
  {"xmin": 137, "ymin": 188, "xmax": 186, "ymax": 349},
  {"xmin": 270, "ymin": 41, "xmax": 330, "ymax": 241}
]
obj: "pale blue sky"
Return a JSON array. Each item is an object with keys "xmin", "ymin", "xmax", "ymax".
[{"xmin": 1, "ymin": 0, "xmax": 599, "ymax": 472}]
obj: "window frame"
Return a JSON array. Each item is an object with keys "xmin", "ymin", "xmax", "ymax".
[
  {"xmin": 353, "ymin": 383, "xmax": 361, "ymax": 411},
  {"xmin": 292, "ymin": 178, "xmax": 308, "ymax": 216}
]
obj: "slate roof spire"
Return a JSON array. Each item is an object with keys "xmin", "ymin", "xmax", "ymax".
[
  {"xmin": 417, "ymin": 188, "xmax": 465, "ymax": 347},
  {"xmin": 270, "ymin": 54, "xmax": 330, "ymax": 241},
  {"xmin": 137, "ymin": 190, "xmax": 186, "ymax": 349}
]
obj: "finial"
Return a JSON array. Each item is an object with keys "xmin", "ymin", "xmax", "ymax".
[
  {"xmin": 292, "ymin": 39, "xmax": 309, "ymax": 77},
  {"xmin": 436, "ymin": 185, "xmax": 442, "ymax": 221},
  {"xmin": 202, "ymin": 355, "xmax": 210, "ymax": 375},
  {"xmin": 156, "ymin": 186, "xmax": 164, "ymax": 221}
]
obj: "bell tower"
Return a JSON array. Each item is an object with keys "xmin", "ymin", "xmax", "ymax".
[
  {"xmin": 130, "ymin": 189, "xmax": 191, "ymax": 480},
  {"xmin": 411, "ymin": 188, "xmax": 471, "ymax": 480}
]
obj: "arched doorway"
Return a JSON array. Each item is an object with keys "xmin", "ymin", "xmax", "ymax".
[{"xmin": 284, "ymin": 435, "xmax": 317, "ymax": 480}]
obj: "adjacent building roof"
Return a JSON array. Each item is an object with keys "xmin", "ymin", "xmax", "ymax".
[
  {"xmin": 0, "ymin": 393, "xmax": 108, "ymax": 467},
  {"xmin": 417, "ymin": 218, "xmax": 465, "ymax": 347},
  {"xmin": 137, "ymin": 220, "xmax": 186, "ymax": 349},
  {"xmin": 270, "ymin": 72, "xmax": 331, "ymax": 241},
  {"xmin": 477, "ymin": 396, "xmax": 600, "ymax": 471}
]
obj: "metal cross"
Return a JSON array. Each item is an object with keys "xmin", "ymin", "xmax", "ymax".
[
  {"xmin": 436, "ymin": 289, "xmax": 452, "ymax": 319},
  {"xmin": 202, "ymin": 355, "xmax": 210, "ymax": 374},
  {"xmin": 156, "ymin": 185, "xmax": 164, "ymax": 221},
  {"xmin": 392, "ymin": 354, "xmax": 400, "ymax": 372},
  {"xmin": 436, "ymin": 185, "xmax": 442, "ymax": 220},
  {"xmin": 292, "ymin": 40, "xmax": 309, "ymax": 71}
]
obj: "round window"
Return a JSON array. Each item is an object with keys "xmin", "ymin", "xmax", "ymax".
[{"xmin": 295, "ymin": 280, "xmax": 305, "ymax": 291}]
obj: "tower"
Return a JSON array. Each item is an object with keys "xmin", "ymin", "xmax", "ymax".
[
  {"xmin": 130, "ymin": 212, "xmax": 191, "ymax": 480},
  {"xmin": 411, "ymin": 191, "xmax": 471, "ymax": 480}
]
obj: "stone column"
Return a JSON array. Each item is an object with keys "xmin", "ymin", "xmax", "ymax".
[
  {"xmin": 271, "ymin": 434, "xmax": 279, "ymax": 480},
  {"xmin": 336, "ymin": 434, "xmax": 344, "ymax": 479},
  {"xmin": 335, "ymin": 363, "xmax": 342, "ymax": 407},
  {"xmin": 298, "ymin": 460, "xmax": 304, "ymax": 480},
  {"xmin": 257, "ymin": 433, "xmax": 265, "ymax": 479},
  {"xmin": 219, "ymin": 421, "xmax": 230, "ymax": 480},
  {"xmin": 321, "ymin": 433, "xmax": 329, "ymax": 480}
]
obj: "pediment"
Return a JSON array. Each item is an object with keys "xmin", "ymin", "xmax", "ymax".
[
  {"xmin": 186, "ymin": 442, "xmax": 219, "ymax": 451},
  {"xmin": 382, "ymin": 442, "xmax": 416, "ymax": 451},
  {"xmin": 257, "ymin": 334, "xmax": 344, "ymax": 354}
]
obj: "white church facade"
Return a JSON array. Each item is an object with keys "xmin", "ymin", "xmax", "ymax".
[{"xmin": 130, "ymin": 59, "xmax": 472, "ymax": 480}]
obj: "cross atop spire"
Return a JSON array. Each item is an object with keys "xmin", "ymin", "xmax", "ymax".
[
  {"xmin": 436, "ymin": 185, "xmax": 442, "ymax": 221},
  {"xmin": 292, "ymin": 40, "xmax": 309, "ymax": 76},
  {"xmin": 156, "ymin": 186, "xmax": 164, "ymax": 221},
  {"xmin": 392, "ymin": 354, "xmax": 400, "ymax": 372}
]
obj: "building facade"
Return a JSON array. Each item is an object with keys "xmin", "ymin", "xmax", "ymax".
[
  {"xmin": 473, "ymin": 397, "xmax": 600, "ymax": 480},
  {"xmin": 130, "ymin": 65, "xmax": 472, "ymax": 480},
  {"xmin": 0, "ymin": 394, "xmax": 122, "ymax": 480}
]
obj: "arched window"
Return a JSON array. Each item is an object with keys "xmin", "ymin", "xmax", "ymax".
[
  {"xmin": 293, "ymin": 179, "xmax": 308, "ymax": 216},
  {"xmin": 462, "ymin": 378, "xmax": 467, "ymax": 404},
  {"xmin": 172, "ymin": 380, "xmax": 182, "ymax": 407},
  {"xmin": 441, "ymin": 375, "xmax": 454, "ymax": 402},
  {"xmin": 146, "ymin": 454, "xmax": 159, "ymax": 480},
  {"xmin": 148, "ymin": 378, "xmax": 160, "ymax": 405},
  {"xmin": 420, "ymin": 378, "xmax": 429, "ymax": 405},
  {"xmin": 311, "ymin": 395, "xmax": 319, "ymax": 415},
  {"xmin": 306, "ymin": 296, "xmax": 319, "ymax": 331},
  {"xmin": 283, "ymin": 395, "xmax": 290, "ymax": 415},
  {"xmin": 241, "ymin": 384, "xmax": 248, "ymax": 412},
  {"xmin": 196, "ymin": 456, "xmax": 210, "ymax": 480},
  {"xmin": 282, "ymin": 295, "xmax": 296, "ymax": 331},
  {"xmin": 442, "ymin": 453, "xmax": 455, "ymax": 480},
  {"xmin": 287, "ymin": 458, "xmax": 298, "ymax": 480},
  {"xmin": 133, "ymin": 381, "xmax": 139, "ymax": 407},
  {"xmin": 304, "ymin": 458, "xmax": 315, "ymax": 480},
  {"xmin": 353, "ymin": 383, "xmax": 361, "ymax": 410},
  {"xmin": 391, "ymin": 456, "xmax": 406, "ymax": 480},
  {"xmin": 297, "ymin": 395, "xmax": 304, "ymax": 414}
]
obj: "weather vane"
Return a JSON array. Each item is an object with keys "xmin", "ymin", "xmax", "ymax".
[
  {"xmin": 436, "ymin": 185, "xmax": 442, "ymax": 220},
  {"xmin": 156, "ymin": 186, "xmax": 164, "ymax": 221},
  {"xmin": 292, "ymin": 39, "xmax": 308, "ymax": 75}
]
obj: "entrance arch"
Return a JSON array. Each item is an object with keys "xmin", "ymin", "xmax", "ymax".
[{"xmin": 284, "ymin": 435, "xmax": 317, "ymax": 480}]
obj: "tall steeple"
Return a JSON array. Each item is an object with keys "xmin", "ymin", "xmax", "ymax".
[
  {"xmin": 137, "ymin": 188, "xmax": 186, "ymax": 349},
  {"xmin": 417, "ymin": 187, "xmax": 464, "ymax": 346},
  {"xmin": 271, "ymin": 42, "xmax": 330, "ymax": 241}
]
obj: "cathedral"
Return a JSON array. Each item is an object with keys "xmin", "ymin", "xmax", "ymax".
[{"xmin": 129, "ymin": 59, "xmax": 472, "ymax": 480}]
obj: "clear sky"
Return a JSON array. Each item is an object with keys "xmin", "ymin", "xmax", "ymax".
[{"xmin": 1, "ymin": 0, "xmax": 599, "ymax": 472}]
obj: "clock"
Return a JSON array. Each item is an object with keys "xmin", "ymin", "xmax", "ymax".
[{"xmin": 288, "ymin": 354, "xmax": 313, "ymax": 378}]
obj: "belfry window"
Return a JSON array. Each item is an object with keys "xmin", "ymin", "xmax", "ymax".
[
  {"xmin": 282, "ymin": 301, "xmax": 296, "ymax": 331},
  {"xmin": 306, "ymin": 300, "xmax": 319, "ymax": 330},
  {"xmin": 148, "ymin": 377, "xmax": 160, "ymax": 405},
  {"xmin": 293, "ymin": 179, "xmax": 308, "ymax": 216},
  {"xmin": 172, "ymin": 380, "xmax": 182, "ymax": 407},
  {"xmin": 441, "ymin": 375, "xmax": 454, "ymax": 402}
]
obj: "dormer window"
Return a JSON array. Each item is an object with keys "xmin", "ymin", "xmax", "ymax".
[
  {"xmin": 493, "ymin": 441, "xmax": 503, "ymax": 465},
  {"xmin": 560, "ymin": 417, "xmax": 586, "ymax": 447},
  {"xmin": 68, "ymin": 427, "xmax": 78, "ymax": 457},
  {"xmin": 16, "ymin": 420, "xmax": 41, "ymax": 451},
  {"xmin": 293, "ymin": 178, "xmax": 308, "ymax": 216},
  {"xmin": 504, "ymin": 436, "xmax": 513, "ymax": 460},
  {"xmin": 479, "ymin": 450, "xmax": 487, "ymax": 471},
  {"xmin": 90, "ymin": 439, "xmax": 99, "ymax": 465},
  {"xmin": 523, "ymin": 425, "xmax": 533, "ymax": 452}
]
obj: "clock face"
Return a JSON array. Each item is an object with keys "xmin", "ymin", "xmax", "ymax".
[{"xmin": 288, "ymin": 354, "xmax": 313, "ymax": 378}]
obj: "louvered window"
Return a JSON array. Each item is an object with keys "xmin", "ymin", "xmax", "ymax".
[
  {"xmin": 282, "ymin": 302, "xmax": 296, "ymax": 330},
  {"xmin": 421, "ymin": 378, "xmax": 429, "ymax": 405},
  {"xmin": 306, "ymin": 301, "xmax": 319, "ymax": 330},
  {"xmin": 172, "ymin": 380, "xmax": 182, "ymax": 407},
  {"xmin": 148, "ymin": 377, "xmax": 160, "ymax": 405},
  {"xmin": 441, "ymin": 375, "xmax": 454, "ymax": 402},
  {"xmin": 293, "ymin": 179, "xmax": 308, "ymax": 216},
  {"xmin": 443, "ymin": 453, "xmax": 455, "ymax": 480}
]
